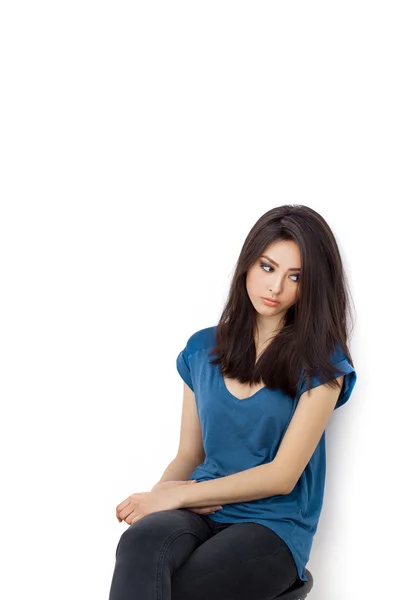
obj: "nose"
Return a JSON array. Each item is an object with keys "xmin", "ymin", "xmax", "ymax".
[{"xmin": 269, "ymin": 276, "xmax": 284, "ymax": 296}]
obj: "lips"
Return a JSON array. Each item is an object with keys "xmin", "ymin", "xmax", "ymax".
[{"xmin": 262, "ymin": 297, "xmax": 280, "ymax": 304}]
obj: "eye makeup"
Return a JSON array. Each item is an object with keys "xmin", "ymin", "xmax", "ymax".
[{"xmin": 259, "ymin": 261, "xmax": 301, "ymax": 283}]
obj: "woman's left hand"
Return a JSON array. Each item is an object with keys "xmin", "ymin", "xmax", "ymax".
[{"xmin": 116, "ymin": 487, "xmax": 182, "ymax": 525}]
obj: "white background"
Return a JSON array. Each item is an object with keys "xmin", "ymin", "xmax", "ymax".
[{"xmin": 1, "ymin": 2, "xmax": 398, "ymax": 599}]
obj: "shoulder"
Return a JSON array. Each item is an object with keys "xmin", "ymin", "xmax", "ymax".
[
  {"xmin": 297, "ymin": 340, "xmax": 357, "ymax": 410},
  {"xmin": 331, "ymin": 341, "xmax": 348, "ymax": 362},
  {"xmin": 184, "ymin": 325, "xmax": 217, "ymax": 357},
  {"xmin": 300, "ymin": 341, "xmax": 352, "ymax": 377}
]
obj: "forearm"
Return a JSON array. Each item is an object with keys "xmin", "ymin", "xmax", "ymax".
[
  {"xmin": 151, "ymin": 455, "xmax": 199, "ymax": 490},
  {"xmin": 172, "ymin": 461, "xmax": 289, "ymax": 508}
]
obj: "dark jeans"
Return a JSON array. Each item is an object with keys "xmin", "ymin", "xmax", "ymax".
[{"xmin": 108, "ymin": 508, "xmax": 299, "ymax": 600}]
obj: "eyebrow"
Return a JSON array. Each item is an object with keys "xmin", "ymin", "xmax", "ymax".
[{"xmin": 260, "ymin": 254, "xmax": 302, "ymax": 271}]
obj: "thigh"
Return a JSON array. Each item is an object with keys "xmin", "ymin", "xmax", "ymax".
[
  {"xmin": 110, "ymin": 510, "xmax": 215, "ymax": 600},
  {"xmin": 115, "ymin": 508, "xmax": 212, "ymax": 564},
  {"xmin": 170, "ymin": 522, "xmax": 298, "ymax": 600}
]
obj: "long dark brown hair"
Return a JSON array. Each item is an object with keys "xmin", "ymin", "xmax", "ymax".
[{"xmin": 208, "ymin": 204, "xmax": 356, "ymax": 398}]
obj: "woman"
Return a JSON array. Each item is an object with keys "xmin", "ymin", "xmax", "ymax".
[{"xmin": 109, "ymin": 204, "xmax": 357, "ymax": 599}]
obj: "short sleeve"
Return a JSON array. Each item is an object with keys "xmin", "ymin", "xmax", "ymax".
[
  {"xmin": 298, "ymin": 349, "xmax": 357, "ymax": 410},
  {"xmin": 176, "ymin": 345, "xmax": 194, "ymax": 392}
]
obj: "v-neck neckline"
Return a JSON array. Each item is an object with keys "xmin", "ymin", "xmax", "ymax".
[
  {"xmin": 219, "ymin": 372, "xmax": 267, "ymax": 402},
  {"xmin": 216, "ymin": 334, "xmax": 271, "ymax": 402}
]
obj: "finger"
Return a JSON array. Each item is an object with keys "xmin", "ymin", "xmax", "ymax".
[
  {"xmin": 116, "ymin": 498, "xmax": 131, "ymax": 518},
  {"xmin": 120, "ymin": 506, "xmax": 135, "ymax": 521},
  {"xmin": 117, "ymin": 498, "xmax": 130, "ymax": 510}
]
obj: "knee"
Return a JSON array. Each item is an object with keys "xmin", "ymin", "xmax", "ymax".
[{"xmin": 116, "ymin": 509, "xmax": 188, "ymax": 556}]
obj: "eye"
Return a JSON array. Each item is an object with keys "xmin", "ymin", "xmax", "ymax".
[
  {"xmin": 259, "ymin": 261, "xmax": 300, "ymax": 283},
  {"xmin": 260, "ymin": 261, "xmax": 273, "ymax": 273}
]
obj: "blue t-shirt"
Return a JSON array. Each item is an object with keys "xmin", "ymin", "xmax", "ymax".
[{"xmin": 176, "ymin": 325, "xmax": 357, "ymax": 583}]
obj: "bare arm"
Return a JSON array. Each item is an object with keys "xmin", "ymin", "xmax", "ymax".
[
  {"xmin": 172, "ymin": 376, "xmax": 345, "ymax": 508},
  {"xmin": 151, "ymin": 455, "xmax": 200, "ymax": 490},
  {"xmin": 173, "ymin": 460, "xmax": 287, "ymax": 507},
  {"xmin": 151, "ymin": 382, "xmax": 205, "ymax": 491}
]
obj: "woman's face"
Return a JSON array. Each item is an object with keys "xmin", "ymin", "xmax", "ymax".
[{"xmin": 246, "ymin": 239, "xmax": 301, "ymax": 317}]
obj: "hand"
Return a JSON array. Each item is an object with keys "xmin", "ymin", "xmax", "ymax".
[
  {"xmin": 151, "ymin": 480, "xmax": 224, "ymax": 516},
  {"xmin": 115, "ymin": 486, "xmax": 181, "ymax": 525},
  {"xmin": 116, "ymin": 480, "xmax": 223, "ymax": 524}
]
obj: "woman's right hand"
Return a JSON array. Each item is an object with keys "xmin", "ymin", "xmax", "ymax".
[{"xmin": 150, "ymin": 480, "xmax": 224, "ymax": 515}]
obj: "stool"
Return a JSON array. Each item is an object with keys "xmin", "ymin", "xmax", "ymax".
[{"xmin": 274, "ymin": 569, "xmax": 313, "ymax": 599}]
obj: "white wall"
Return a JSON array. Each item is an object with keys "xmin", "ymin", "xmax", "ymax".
[{"xmin": 1, "ymin": 2, "xmax": 398, "ymax": 599}]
